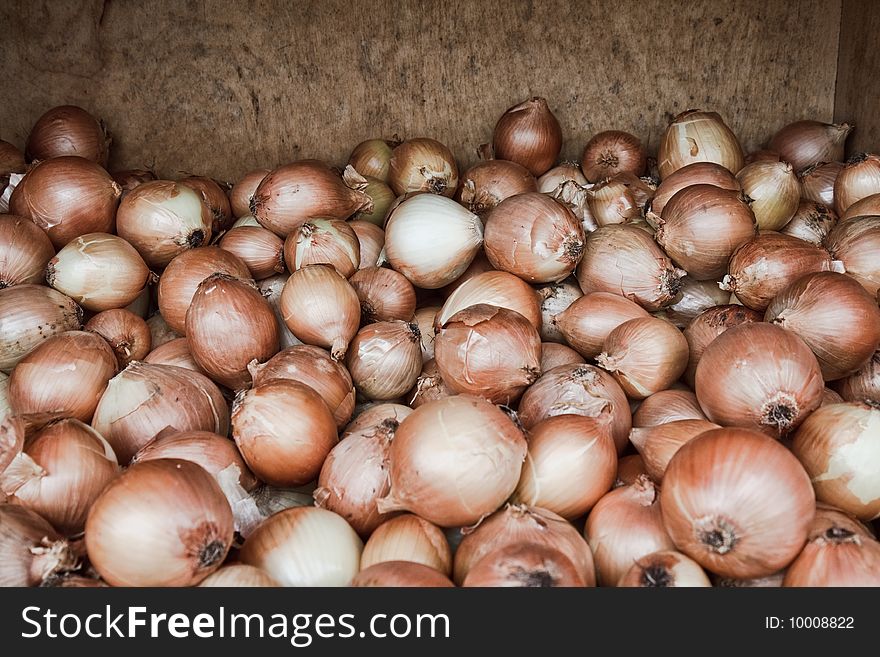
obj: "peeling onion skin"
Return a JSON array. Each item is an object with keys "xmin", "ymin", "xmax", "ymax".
[
  {"xmin": 661, "ymin": 428, "xmax": 815, "ymax": 580},
  {"xmin": 352, "ymin": 561, "xmax": 454, "ymax": 588},
  {"xmin": 657, "ymin": 109, "xmax": 744, "ymax": 180},
  {"xmin": 437, "ymin": 270, "xmax": 542, "ymax": 332}
]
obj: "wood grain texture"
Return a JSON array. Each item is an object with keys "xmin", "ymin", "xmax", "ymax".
[
  {"xmin": 0, "ymin": 0, "xmax": 842, "ymax": 181},
  {"xmin": 835, "ymin": 0, "xmax": 880, "ymax": 156}
]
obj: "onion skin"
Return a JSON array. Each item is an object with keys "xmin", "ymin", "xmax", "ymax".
[
  {"xmin": 85, "ymin": 458, "xmax": 233, "ymax": 587},
  {"xmin": 361, "ymin": 513, "xmax": 452, "ymax": 575},
  {"xmin": 769, "ymin": 121, "xmax": 851, "ymax": 171},
  {"xmin": 10, "ymin": 156, "xmax": 121, "ymax": 249},
  {"xmin": 143, "ymin": 338, "xmax": 203, "ymax": 373},
  {"xmin": 439, "ymin": 250, "xmax": 494, "ymax": 297},
  {"xmin": 349, "ymin": 139, "xmax": 398, "ymax": 182},
  {"xmin": 347, "ymin": 321, "xmax": 423, "ymax": 400},
  {"xmin": 792, "ymin": 402, "xmax": 880, "ymax": 521},
  {"xmin": 111, "ymin": 169, "xmax": 156, "ymax": 195},
  {"xmin": 841, "ymin": 192, "xmax": 880, "ymax": 221},
  {"xmin": 538, "ymin": 279, "xmax": 582, "ymax": 343},
  {"xmin": 780, "ymin": 200, "xmax": 837, "ymax": 245},
  {"xmin": 648, "ymin": 162, "xmax": 741, "ymax": 218},
  {"xmin": 632, "ymin": 390, "xmax": 707, "ymax": 427},
  {"xmin": 656, "ymin": 277, "xmax": 731, "ymax": 329},
  {"xmin": 388, "ymin": 138, "xmax": 459, "ymax": 197},
  {"xmin": 230, "ymin": 169, "xmax": 270, "ymax": 219},
  {"xmin": 555, "ymin": 292, "xmax": 649, "ymax": 358},
  {"xmin": 350, "ymin": 266, "xmax": 417, "ymax": 323},
  {"xmin": 657, "ymin": 109, "xmax": 744, "ymax": 179},
  {"xmin": 180, "ymin": 176, "xmax": 233, "ymax": 234},
  {"xmin": 352, "ymin": 561, "xmax": 453, "ymax": 587},
  {"xmin": 825, "ymin": 216, "xmax": 880, "ymax": 297},
  {"xmin": 629, "ymin": 419, "xmax": 720, "ymax": 482},
  {"xmin": 581, "ymin": 131, "xmax": 646, "ymax": 182},
  {"xmin": 0, "ymin": 215, "xmax": 54, "ymax": 288},
  {"xmin": 683, "ymin": 305, "xmax": 763, "ymax": 387},
  {"xmin": 492, "ymin": 97, "xmax": 562, "ymax": 176},
  {"xmin": 349, "ymin": 221, "xmax": 384, "ymax": 270},
  {"xmin": 343, "ymin": 403, "xmax": 412, "ymax": 439},
  {"xmin": 735, "ymin": 161, "xmax": 800, "ymax": 230},
  {"xmin": 219, "ymin": 226, "xmax": 284, "ymax": 280},
  {"xmin": 284, "ymin": 218, "xmax": 360, "ymax": 278},
  {"xmin": 615, "ymin": 454, "xmax": 648, "ymax": 487},
  {"xmin": 438, "ymin": 270, "xmax": 542, "ymax": 332},
  {"xmin": 199, "ymin": 564, "xmax": 278, "ymax": 587},
  {"xmin": 463, "ymin": 543, "xmax": 586, "ymax": 587},
  {"xmin": 800, "ymin": 161, "xmax": 843, "ymax": 207},
  {"xmin": 540, "ymin": 343, "xmax": 584, "ymax": 371},
  {"xmin": 0, "ymin": 505, "xmax": 77, "ymax": 586},
  {"xmin": 585, "ymin": 178, "xmax": 640, "ymax": 226},
  {"xmin": 835, "ymin": 350, "xmax": 880, "ymax": 404},
  {"xmin": 86, "ymin": 309, "xmax": 152, "ymax": 368},
  {"xmin": 834, "ymin": 153, "xmax": 880, "ymax": 215},
  {"xmin": 26, "ymin": 105, "xmax": 110, "ymax": 166},
  {"xmin": 695, "ymin": 323, "xmax": 824, "ymax": 436},
  {"xmin": 617, "ymin": 550, "xmax": 712, "ymax": 587},
  {"xmin": 409, "ymin": 359, "xmax": 455, "ymax": 408},
  {"xmin": 457, "ymin": 159, "xmax": 538, "ymax": 217},
  {"xmin": 661, "ymin": 427, "xmax": 816, "ymax": 579},
  {"xmin": 765, "ymin": 272, "xmax": 880, "ymax": 381}
]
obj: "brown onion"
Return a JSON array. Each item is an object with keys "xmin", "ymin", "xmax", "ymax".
[
  {"xmin": 347, "ymin": 321, "xmax": 422, "ymax": 400},
  {"xmin": 230, "ymin": 168, "xmax": 270, "ymax": 219},
  {"xmin": 251, "ymin": 161, "xmax": 372, "ymax": 236},
  {"xmin": 0, "ymin": 215, "xmax": 54, "ymax": 288},
  {"xmin": 484, "ymin": 193, "xmax": 584, "ymax": 283},
  {"xmin": 585, "ymin": 178, "xmax": 640, "ymax": 226},
  {"xmin": 537, "ymin": 279, "xmax": 582, "ymax": 343},
  {"xmin": 180, "ymin": 175, "xmax": 233, "ymax": 234},
  {"xmin": 781, "ymin": 200, "xmax": 838, "ymax": 245},
  {"xmin": 92, "ymin": 362, "xmax": 230, "ymax": 464},
  {"xmin": 662, "ymin": 427, "xmax": 815, "ymax": 578},
  {"xmin": 0, "ymin": 374, "xmax": 9, "ymax": 425},
  {"xmin": 349, "ymin": 138, "xmax": 399, "ymax": 182},
  {"xmin": 361, "ymin": 513, "xmax": 451, "ymax": 574},
  {"xmin": 350, "ymin": 266, "xmax": 416, "ymax": 323},
  {"xmin": 232, "ymin": 379, "xmax": 337, "ymax": 487},
  {"xmin": 435, "ymin": 304, "xmax": 541, "ymax": 404},
  {"xmin": 492, "ymin": 97, "xmax": 562, "ymax": 176},
  {"xmin": 800, "ymin": 161, "xmax": 843, "ymax": 207},
  {"xmin": 283, "ymin": 218, "xmax": 360, "ymax": 278},
  {"xmin": 439, "ymin": 250, "xmax": 495, "ymax": 297},
  {"xmin": 10, "ymin": 156, "xmax": 120, "ymax": 249},
  {"xmin": 143, "ymin": 338, "xmax": 203, "ymax": 373},
  {"xmin": 766, "ymin": 272, "xmax": 880, "ymax": 380},
  {"xmin": 352, "ymin": 177, "xmax": 395, "ymax": 226},
  {"xmin": 618, "ymin": 550, "xmax": 711, "ymax": 587},
  {"xmin": 457, "ymin": 159, "xmax": 538, "ymax": 216},
  {"xmin": 343, "ymin": 403, "xmax": 413, "ymax": 439},
  {"xmin": 736, "ymin": 161, "xmax": 800, "ymax": 230},
  {"xmin": 769, "ymin": 121, "xmax": 852, "ymax": 171},
  {"xmin": 745, "ymin": 150, "xmax": 781, "ymax": 164},
  {"xmin": 633, "ymin": 389, "xmax": 707, "ymax": 427},
  {"xmin": 648, "ymin": 162, "xmax": 741, "ymax": 219},
  {"xmin": 352, "ymin": 561, "xmax": 453, "ymax": 587},
  {"xmin": 792, "ymin": 402, "xmax": 880, "ymax": 520},
  {"xmin": 147, "ymin": 314, "xmax": 180, "ymax": 349},
  {"xmin": 656, "ymin": 278, "xmax": 732, "ymax": 329},
  {"xmin": 615, "ymin": 454, "xmax": 648, "ymax": 487},
  {"xmin": 413, "ymin": 306, "xmax": 440, "ymax": 363},
  {"xmin": 834, "ymin": 153, "xmax": 880, "ymax": 214},
  {"xmin": 539, "ymin": 344, "xmax": 583, "ymax": 372},
  {"xmin": 0, "ymin": 140, "xmax": 26, "ymax": 176},
  {"xmin": 85, "ymin": 459, "xmax": 233, "ymax": 586},
  {"xmin": 835, "ymin": 350, "xmax": 880, "ymax": 404},
  {"xmin": 577, "ymin": 225, "xmax": 685, "ymax": 310},
  {"xmin": 86, "ymin": 309, "xmax": 151, "ymax": 368},
  {"xmin": 111, "ymin": 169, "xmax": 156, "ymax": 195},
  {"xmin": 219, "ymin": 226, "xmax": 284, "ymax": 279},
  {"xmin": 0, "ymin": 505, "xmax": 77, "ymax": 586},
  {"xmin": 596, "ymin": 317, "xmax": 689, "ymax": 399},
  {"xmin": 388, "ymin": 138, "xmax": 458, "ymax": 197},
  {"xmin": 841, "ymin": 192, "xmax": 880, "ymax": 221},
  {"xmin": 629, "ymin": 419, "xmax": 720, "ymax": 482},
  {"xmin": 683, "ymin": 304, "xmax": 763, "ymax": 386},
  {"xmin": 199, "ymin": 564, "xmax": 277, "ymax": 587},
  {"xmin": 26, "ymin": 105, "xmax": 110, "ymax": 166},
  {"xmin": 825, "ymin": 216, "xmax": 880, "ymax": 296},
  {"xmin": 581, "ymin": 131, "xmax": 646, "ymax": 182},
  {"xmin": 408, "ymin": 359, "xmax": 454, "ymax": 408},
  {"xmin": 463, "ymin": 543, "xmax": 585, "ymax": 587},
  {"xmin": 349, "ymin": 221, "xmax": 385, "ymax": 269},
  {"xmin": 822, "ymin": 387, "xmax": 845, "ymax": 406},
  {"xmin": 518, "ymin": 363, "xmax": 631, "ymax": 453},
  {"xmin": 555, "ymin": 292, "xmax": 648, "ymax": 358},
  {"xmin": 695, "ymin": 323, "xmax": 824, "ymax": 436},
  {"xmin": 377, "ymin": 395, "xmax": 526, "ymax": 527},
  {"xmin": 722, "ymin": 231, "xmax": 842, "ymax": 311},
  {"xmin": 657, "ymin": 110, "xmax": 744, "ymax": 179},
  {"xmin": 585, "ymin": 475, "xmax": 675, "ymax": 585},
  {"xmin": 438, "ymin": 270, "xmax": 541, "ymax": 331},
  {"xmin": 249, "ymin": 345, "xmax": 355, "ymax": 429}
]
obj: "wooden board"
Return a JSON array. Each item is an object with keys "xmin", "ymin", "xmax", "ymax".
[
  {"xmin": 0, "ymin": 0, "xmax": 842, "ymax": 182},
  {"xmin": 835, "ymin": 0, "xmax": 880, "ymax": 156}
]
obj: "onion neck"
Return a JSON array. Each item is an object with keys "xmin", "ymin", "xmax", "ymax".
[
  {"xmin": 640, "ymin": 565, "xmax": 673, "ymax": 587},
  {"xmin": 760, "ymin": 392, "xmax": 798, "ymax": 434},
  {"xmin": 29, "ymin": 539, "xmax": 78, "ymax": 584},
  {"xmin": 694, "ymin": 516, "xmax": 739, "ymax": 555}
]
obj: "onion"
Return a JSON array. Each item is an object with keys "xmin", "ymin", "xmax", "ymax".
[
  {"xmin": 412, "ymin": 305, "xmax": 439, "ymax": 363},
  {"xmin": 596, "ymin": 317, "xmax": 689, "ymax": 399},
  {"xmin": 656, "ymin": 185, "xmax": 756, "ymax": 280},
  {"xmin": 834, "ymin": 153, "xmax": 880, "ymax": 214},
  {"xmin": 46, "ymin": 233, "xmax": 150, "ymax": 311},
  {"xmin": 343, "ymin": 403, "xmax": 413, "ymax": 439},
  {"xmin": 435, "ymin": 304, "xmax": 541, "ymax": 404},
  {"xmin": 180, "ymin": 175, "xmax": 233, "ymax": 234},
  {"xmin": 438, "ymin": 270, "xmax": 541, "ymax": 332},
  {"xmin": 841, "ymin": 192, "xmax": 880, "ymax": 221},
  {"xmin": 695, "ymin": 323, "xmax": 824, "ymax": 436},
  {"xmin": 219, "ymin": 226, "xmax": 284, "ymax": 279},
  {"xmin": 349, "ymin": 221, "xmax": 385, "ymax": 269},
  {"xmin": 633, "ymin": 389, "xmax": 707, "ymax": 427},
  {"xmin": 0, "ymin": 285, "xmax": 82, "ymax": 373},
  {"xmin": 111, "ymin": 169, "xmax": 156, "ymax": 195},
  {"xmin": 657, "ymin": 109, "xmax": 744, "ymax": 179},
  {"xmin": 409, "ymin": 359, "xmax": 454, "ymax": 408},
  {"xmin": 537, "ymin": 279, "xmax": 582, "ymax": 343},
  {"xmin": 249, "ymin": 345, "xmax": 355, "ymax": 429},
  {"xmin": 825, "ymin": 216, "xmax": 880, "ymax": 296},
  {"xmin": 745, "ymin": 150, "xmax": 781, "ymax": 164},
  {"xmin": 0, "ymin": 505, "xmax": 77, "ymax": 586},
  {"xmin": 352, "ymin": 561, "xmax": 453, "ymax": 587},
  {"xmin": 232, "ymin": 215, "xmax": 260, "ymax": 228},
  {"xmin": 780, "ymin": 200, "xmax": 838, "ymax": 245},
  {"xmin": 314, "ymin": 421, "xmax": 397, "ymax": 536},
  {"xmin": 799, "ymin": 161, "xmax": 843, "ymax": 207},
  {"xmin": 492, "ymin": 97, "xmax": 562, "ymax": 176},
  {"xmin": 199, "ymin": 564, "xmax": 278, "ymax": 587},
  {"xmin": 361, "ymin": 513, "xmax": 452, "ymax": 574},
  {"xmin": 648, "ymin": 162, "xmax": 741, "ymax": 219},
  {"xmin": 585, "ymin": 177, "xmax": 640, "ymax": 226},
  {"xmin": 835, "ymin": 350, "xmax": 880, "ymax": 404},
  {"xmin": 255, "ymin": 274, "xmax": 301, "ymax": 350},
  {"xmin": 0, "ymin": 373, "xmax": 10, "ymax": 425},
  {"xmin": 615, "ymin": 454, "xmax": 648, "ymax": 487},
  {"xmin": 143, "ymin": 338, "xmax": 203, "ymax": 373},
  {"xmin": 792, "ymin": 402, "xmax": 880, "ymax": 520},
  {"xmin": 347, "ymin": 321, "xmax": 422, "ymax": 400},
  {"xmin": 0, "ymin": 215, "xmax": 54, "ymax": 288},
  {"xmin": 539, "ymin": 343, "xmax": 584, "ymax": 371},
  {"xmin": 251, "ymin": 161, "xmax": 372, "ymax": 236},
  {"xmin": 232, "ymin": 379, "xmax": 337, "ymax": 487},
  {"xmin": 722, "ymin": 231, "xmax": 842, "ymax": 311},
  {"xmin": 765, "ymin": 272, "xmax": 880, "ymax": 380},
  {"xmin": 683, "ymin": 304, "xmax": 762, "ymax": 386},
  {"xmin": 736, "ymin": 161, "xmax": 800, "ymax": 230},
  {"xmin": 240, "ymin": 507, "xmax": 362, "ymax": 586},
  {"xmin": 454, "ymin": 504, "xmax": 595, "ymax": 585},
  {"xmin": 576, "ymin": 225, "xmax": 685, "ymax": 310},
  {"xmin": 352, "ymin": 177, "xmax": 395, "ymax": 226},
  {"xmin": 783, "ymin": 505, "xmax": 880, "ymax": 586},
  {"xmin": 283, "ymin": 218, "xmax": 360, "ymax": 278},
  {"xmin": 617, "ymin": 550, "xmax": 711, "ymax": 587},
  {"xmin": 377, "ymin": 395, "xmax": 526, "ymax": 526},
  {"xmin": 661, "ymin": 427, "xmax": 815, "ymax": 578},
  {"xmin": 92, "ymin": 362, "xmax": 230, "ymax": 464},
  {"xmin": 280, "ymin": 265, "xmax": 361, "ymax": 360},
  {"xmin": 769, "ymin": 121, "xmax": 852, "ymax": 171},
  {"xmin": 0, "ymin": 140, "xmax": 26, "ymax": 175},
  {"xmin": 350, "ymin": 266, "xmax": 416, "ymax": 323},
  {"xmin": 384, "ymin": 194, "xmax": 483, "ymax": 289},
  {"xmin": 518, "ymin": 363, "xmax": 631, "ymax": 453},
  {"xmin": 85, "ymin": 458, "xmax": 233, "ymax": 586},
  {"xmin": 230, "ymin": 168, "xmax": 270, "ymax": 219},
  {"xmin": 8, "ymin": 331, "xmax": 116, "ymax": 423},
  {"xmin": 584, "ymin": 475, "xmax": 675, "ymax": 585},
  {"xmin": 513, "ymin": 414, "xmax": 617, "ymax": 519},
  {"xmin": 2, "ymin": 419, "xmax": 118, "ymax": 534},
  {"xmin": 581, "ymin": 131, "xmax": 646, "ymax": 182},
  {"xmin": 388, "ymin": 138, "xmax": 458, "ymax": 197},
  {"xmin": 439, "ymin": 250, "xmax": 495, "ymax": 297},
  {"xmin": 10, "ymin": 156, "xmax": 120, "ymax": 249},
  {"xmin": 822, "ymin": 387, "xmax": 845, "ymax": 406},
  {"xmin": 463, "ymin": 543, "xmax": 585, "ymax": 587},
  {"xmin": 186, "ymin": 274, "xmax": 279, "ymax": 389},
  {"xmin": 26, "ymin": 105, "xmax": 110, "ymax": 165},
  {"xmin": 349, "ymin": 138, "xmax": 398, "ymax": 182},
  {"xmin": 146, "ymin": 313, "xmax": 179, "ymax": 349},
  {"xmin": 457, "ymin": 159, "xmax": 538, "ymax": 217},
  {"xmin": 86, "ymin": 309, "xmax": 151, "ymax": 368},
  {"xmin": 629, "ymin": 419, "xmax": 720, "ymax": 482},
  {"xmin": 555, "ymin": 292, "xmax": 648, "ymax": 358},
  {"xmin": 656, "ymin": 278, "xmax": 732, "ymax": 329}
]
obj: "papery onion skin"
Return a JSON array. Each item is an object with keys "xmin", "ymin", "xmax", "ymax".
[
  {"xmin": 346, "ymin": 321, "xmax": 423, "ymax": 400},
  {"xmin": 199, "ymin": 564, "xmax": 278, "ymax": 587},
  {"xmin": 413, "ymin": 306, "xmax": 439, "ymax": 362},
  {"xmin": 377, "ymin": 395, "xmax": 526, "ymax": 527},
  {"xmin": 537, "ymin": 279, "xmax": 582, "ymax": 343},
  {"xmin": 232, "ymin": 379, "xmax": 337, "ymax": 487},
  {"xmin": 361, "ymin": 513, "xmax": 452, "ymax": 575},
  {"xmin": 769, "ymin": 121, "xmax": 851, "ymax": 172},
  {"xmin": 585, "ymin": 178, "xmax": 640, "ymax": 227},
  {"xmin": 735, "ymin": 161, "xmax": 800, "ymax": 231},
  {"xmin": 352, "ymin": 561, "xmax": 454, "ymax": 587},
  {"xmin": 799, "ymin": 161, "xmax": 843, "ymax": 207},
  {"xmin": 629, "ymin": 419, "xmax": 720, "ymax": 483},
  {"xmin": 538, "ymin": 163, "xmax": 589, "ymax": 192},
  {"xmin": 581, "ymin": 131, "xmax": 646, "ymax": 182},
  {"xmin": 648, "ymin": 162, "xmax": 741, "ymax": 219},
  {"xmin": 26, "ymin": 105, "xmax": 110, "ymax": 166},
  {"xmin": 695, "ymin": 323, "xmax": 824, "ymax": 436},
  {"xmin": 655, "ymin": 277, "xmax": 731, "ymax": 329},
  {"xmin": 540, "ymin": 343, "xmax": 585, "ymax": 371},
  {"xmin": 615, "ymin": 454, "xmax": 648, "ymax": 487},
  {"xmin": 457, "ymin": 159, "xmax": 538, "ymax": 217},
  {"xmin": 143, "ymin": 338, "xmax": 203, "ymax": 373},
  {"xmin": 438, "ymin": 270, "xmax": 541, "ymax": 332},
  {"xmin": 792, "ymin": 402, "xmax": 880, "ymax": 521},
  {"xmin": 111, "ymin": 169, "xmax": 156, "ymax": 195},
  {"xmin": 349, "ymin": 221, "xmax": 385, "ymax": 270},
  {"xmin": 388, "ymin": 138, "xmax": 459, "ymax": 197},
  {"xmin": 493, "ymin": 97, "xmax": 562, "ymax": 176},
  {"xmin": 661, "ymin": 427, "xmax": 815, "ymax": 579},
  {"xmin": 408, "ymin": 359, "xmax": 455, "ymax": 408},
  {"xmin": 765, "ymin": 272, "xmax": 880, "ymax": 381},
  {"xmin": 0, "ymin": 504, "xmax": 77, "ymax": 586},
  {"xmin": 632, "ymin": 390, "xmax": 707, "ymax": 427},
  {"xmin": 825, "ymin": 216, "xmax": 880, "ymax": 297},
  {"xmin": 0, "ymin": 215, "xmax": 54, "ymax": 288},
  {"xmin": 85, "ymin": 458, "xmax": 233, "ymax": 587},
  {"xmin": 180, "ymin": 175, "xmax": 233, "ymax": 234},
  {"xmin": 835, "ymin": 351, "xmax": 880, "ymax": 404},
  {"xmin": 555, "ymin": 292, "xmax": 649, "ymax": 359},
  {"xmin": 463, "ymin": 543, "xmax": 586, "ymax": 587},
  {"xmin": 350, "ymin": 266, "xmax": 417, "ymax": 323},
  {"xmin": 349, "ymin": 139, "xmax": 398, "ymax": 182},
  {"xmin": 219, "ymin": 226, "xmax": 284, "ymax": 280},
  {"xmin": 230, "ymin": 169, "xmax": 270, "ymax": 219},
  {"xmin": 284, "ymin": 218, "xmax": 360, "ymax": 278},
  {"xmin": 780, "ymin": 200, "xmax": 837, "ymax": 246},
  {"xmin": 834, "ymin": 153, "xmax": 880, "ymax": 215},
  {"xmin": 841, "ymin": 192, "xmax": 880, "ymax": 222},
  {"xmin": 683, "ymin": 304, "xmax": 763, "ymax": 387},
  {"xmin": 657, "ymin": 109, "xmax": 744, "ymax": 179},
  {"xmin": 342, "ymin": 403, "xmax": 413, "ymax": 439},
  {"xmin": 439, "ymin": 250, "xmax": 494, "ymax": 297},
  {"xmin": 148, "ymin": 313, "xmax": 181, "ymax": 349},
  {"xmin": 86, "ymin": 309, "xmax": 152, "ymax": 368},
  {"xmin": 617, "ymin": 550, "xmax": 712, "ymax": 587}
]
